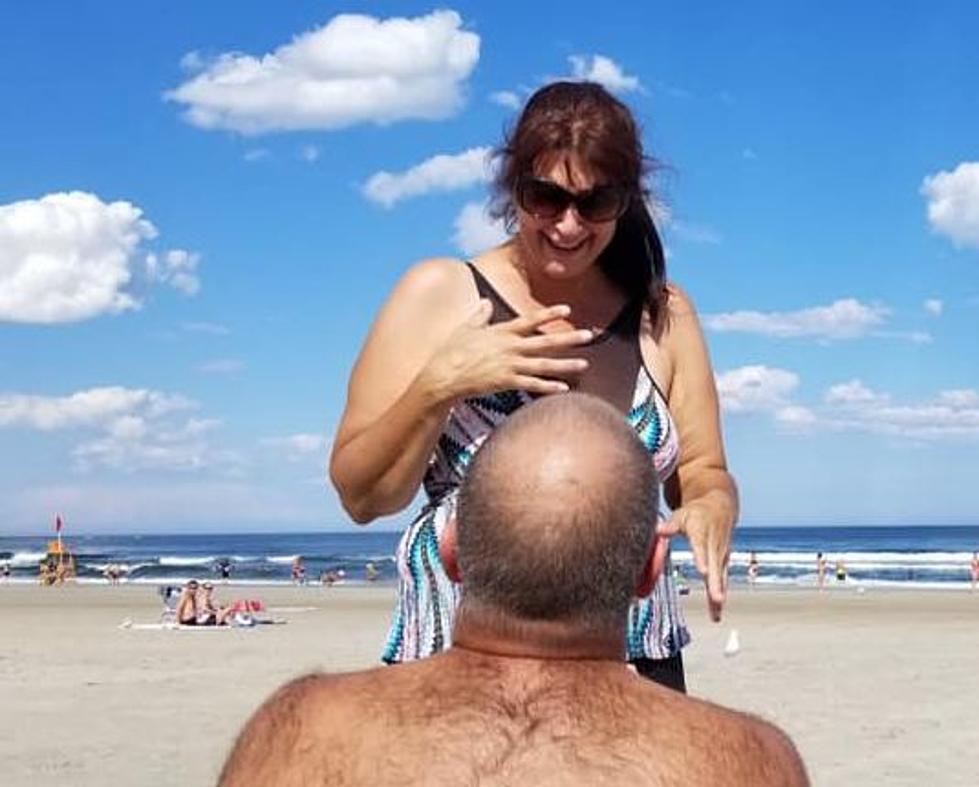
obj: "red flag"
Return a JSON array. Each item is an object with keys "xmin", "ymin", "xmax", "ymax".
[{"xmin": 55, "ymin": 515, "xmax": 63, "ymax": 533}]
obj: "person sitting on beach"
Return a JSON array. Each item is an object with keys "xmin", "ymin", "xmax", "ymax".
[
  {"xmin": 175, "ymin": 579, "xmax": 200, "ymax": 625},
  {"xmin": 219, "ymin": 395, "xmax": 807, "ymax": 786},
  {"xmin": 197, "ymin": 581, "xmax": 236, "ymax": 626}
]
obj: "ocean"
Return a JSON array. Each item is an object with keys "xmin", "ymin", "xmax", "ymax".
[{"xmin": 1, "ymin": 525, "xmax": 977, "ymax": 589}]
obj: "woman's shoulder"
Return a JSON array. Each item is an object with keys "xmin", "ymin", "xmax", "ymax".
[{"xmin": 394, "ymin": 257, "xmax": 476, "ymax": 302}]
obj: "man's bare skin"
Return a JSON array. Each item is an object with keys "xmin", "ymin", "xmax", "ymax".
[
  {"xmin": 221, "ymin": 645, "xmax": 804, "ymax": 787},
  {"xmin": 221, "ymin": 395, "xmax": 807, "ymax": 786}
]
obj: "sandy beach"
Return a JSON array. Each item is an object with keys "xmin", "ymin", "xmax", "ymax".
[{"xmin": 1, "ymin": 582, "xmax": 976, "ymax": 786}]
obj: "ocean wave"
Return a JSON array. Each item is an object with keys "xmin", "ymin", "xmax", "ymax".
[
  {"xmin": 8, "ymin": 551, "xmax": 48, "ymax": 567},
  {"xmin": 267, "ymin": 555, "xmax": 301, "ymax": 564},
  {"xmin": 158, "ymin": 556, "xmax": 215, "ymax": 567}
]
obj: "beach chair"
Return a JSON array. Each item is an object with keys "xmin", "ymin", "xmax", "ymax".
[{"xmin": 158, "ymin": 584, "xmax": 181, "ymax": 624}]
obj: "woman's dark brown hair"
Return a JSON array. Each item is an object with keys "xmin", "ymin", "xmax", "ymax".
[{"xmin": 490, "ymin": 81, "xmax": 667, "ymax": 320}]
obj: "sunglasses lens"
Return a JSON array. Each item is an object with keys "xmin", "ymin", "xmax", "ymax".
[
  {"xmin": 518, "ymin": 179, "xmax": 569, "ymax": 218},
  {"xmin": 578, "ymin": 187, "xmax": 628, "ymax": 222}
]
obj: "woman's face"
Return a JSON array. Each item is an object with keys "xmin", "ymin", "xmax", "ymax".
[{"xmin": 514, "ymin": 153, "xmax": 620, "ymax": 281}]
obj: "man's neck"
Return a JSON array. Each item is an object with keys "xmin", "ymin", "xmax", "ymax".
[{"xmin": 451, "ymin": 604, "xmax": 626, "ymax": 662}]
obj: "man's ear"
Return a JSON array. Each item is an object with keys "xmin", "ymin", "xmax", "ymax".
[
  {"xmin": 438, "ymin": 517, "xmax": 461, "ymax": 583},
  {"xmin": 636, "ymin": 534, "xmax": 670, "ymax": 597}
]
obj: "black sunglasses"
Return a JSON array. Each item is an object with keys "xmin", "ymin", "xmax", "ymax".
[{"xmin": 516, "ymin": 177, "xmax": 631, "ymax": 223}]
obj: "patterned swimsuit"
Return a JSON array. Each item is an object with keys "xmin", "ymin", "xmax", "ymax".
[{"xmin": 382, "ymin": 265, "xmax": 690, "ymax": 663}]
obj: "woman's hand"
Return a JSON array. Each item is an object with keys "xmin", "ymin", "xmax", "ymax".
[
  {"xmin": 659, "ymin": 497, "xmax": 734, "ymax": 622},
  {"xmin": 418, "ymin": 299, "xmax": 595, "ymax": 402}
]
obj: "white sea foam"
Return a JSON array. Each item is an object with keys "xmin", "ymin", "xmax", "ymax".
[
  {"xmin": 158, "ymin": 556, "xmax": 215, "ymax": 567},
  {"xmin": 9, "ymin": 550, "xmax": 47, "ymax": 566},
  {"xmin": 267, "ymin": 555, "xmax": 300, "ymax": 564}
]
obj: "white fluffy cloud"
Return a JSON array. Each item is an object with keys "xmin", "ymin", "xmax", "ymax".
[
  {"xmin": 704, "ymin": 299, "xmax": 888, "ymax": 340},
  {"xmin": 452, "ymin": 201, "xmax": 509, "ymax": 256},
  {"xmin": 0, "ymin": 387, "xmax": 193, "ymax": 430},
  {"xmin": 715, "ymin": 365, "xmax": 800, "ymax": 413},
  {"xmin": 363, "ymin": 147, "xmax": 493, "ymax": 207},
  {"xmin": 921, "ymin": 161, "xmax": 979, "ymax": 249},
  {"xmin": 262, "ymin": 433, "xmax": 329, "ymax": 462},
  {"xmin": 145, "ymin": 249, "xmax": 200, "ymax": 296},
  {"xmin": 0, "ymin": 386, "xmax": 239, "ymax": 472},
  {"xmin": 0, "ymin": 191, "xmax": 199, "ymax": 324},
  {"xmin": 828, "ymin": 387, "xmax": 979, "ymax": 441},
  {"xmin": 489, "ymin": 90, "xmax": 521, "ymax": 109},
  {"xmin": 923, "ymin": 298, "xmax": 943, "ymax": 316},
  {"xmin": 166, "ymin": 10, "xmax": 480, "ymax": 135},
  {"xmin": 568, "ymin": 55, "xmax": 641, "ymax": 93},
  {"xmin": 824, "ymin": 379, "xmax": 890, "ymax": 407}
]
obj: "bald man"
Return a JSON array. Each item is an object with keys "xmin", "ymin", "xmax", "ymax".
[{"xmin": 220, "ymin": 394, "xmax": 807, "ymax": 786}]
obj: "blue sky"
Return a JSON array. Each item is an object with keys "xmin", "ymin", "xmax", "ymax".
[{"xmin": 1, "ymin": 1, "xmax": 977, "ymax": 534}]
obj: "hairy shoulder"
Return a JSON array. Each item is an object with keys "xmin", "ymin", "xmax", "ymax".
[
  {"xmin": 218, "ymin": 671, "xmax": 384, "ymax": 787},
  {"xmin": 667, "ymin": 694, "xmax": 809, "ymax": 786}
]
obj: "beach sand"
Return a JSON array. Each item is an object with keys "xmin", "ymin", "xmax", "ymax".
[{"xmin": 1, "ymin": 582, "xmax": 976, "ymax": 786}]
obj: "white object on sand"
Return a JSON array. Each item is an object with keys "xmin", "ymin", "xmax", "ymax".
[{"xmin": 724, "ymin": 628, "xmax": 740, "ymax": 657}]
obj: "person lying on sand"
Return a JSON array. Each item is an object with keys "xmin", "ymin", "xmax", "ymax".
[{"xmin": 220, "ymin": 395, "xmax": 808, "ymax": 786}]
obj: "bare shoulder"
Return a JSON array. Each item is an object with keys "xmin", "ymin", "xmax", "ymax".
[
  {"xmin": 664, "ymin": 692, "xmax": 809, "ymax": 786},
  {"xmin": 218, "ymin": 671, "xmax": 382, "ymax": 787},
  {"xmin": 387, "ymin": 256, "xmax": 477, "ymax": 316}
]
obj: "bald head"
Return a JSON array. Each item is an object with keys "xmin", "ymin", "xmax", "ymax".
[{"xmin": 456, "ymin": 394, "xmax": 659, "ymax": 628}]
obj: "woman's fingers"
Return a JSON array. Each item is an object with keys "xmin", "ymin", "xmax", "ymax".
[
  {"xmin": 516, "ymin": 357, "xmax": 589, "ymax": 377},
  {"xmin": 505, "ymin": 304, "xmax": 573, "ymax": 335},
  {"xmin": 520, "ymin": 328, "xmax": 594, "ymax": 351}
]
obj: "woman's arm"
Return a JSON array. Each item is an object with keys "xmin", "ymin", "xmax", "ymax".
[
  {"xmin": 658, "ymin": 285, "xmax": 739, "ymax": 621},
  {"xmin": 329, "ymin": 258, "xmax": 592, "ymax": 523}
]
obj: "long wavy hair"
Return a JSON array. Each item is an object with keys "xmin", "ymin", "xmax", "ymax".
[{"xmin": 489, "ymin": 81, "xmax": 668, "ymax": 322}]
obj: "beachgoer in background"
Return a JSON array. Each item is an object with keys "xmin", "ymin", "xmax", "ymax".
[
  {"xmin": 225, "ymin": 396, "xmax": 800, "ymax": 787},
  {"xmin": 198, "ymin": 582, "xmax": 236, "ymax": 625},
  {"xmin": 39, "ymin": 560, "xmax": 54, "ymax": 586},
  {"xmin": 175, "ymin": 580, "xmax": 200, "ymax": 625},
  {"xmin": 291, "ymin": 557, "xmax": 306, "ymax": 585},
  {"xmin": 1, "ymin": 561, "xmax": 10, "ymax": 581},
  {"xmin": 216, "ymin": 559, "xmax": 233, "ymax": 583},
  {"xmin": 816, "ymin": 552, "xmax": 827, "ymax": 590},
  {"xmin": 329, "ymin": 81, "xmax": 739, "ymax": 692},
  {"xmin": 970, "ymin": 551, "xmax": 979, "ymax": 592},
  {"xmin": 365, "ymin": 562, "xmax": 379, "ymax": 582},
  {"xmin": 747, "ymin": 551, "xmax": 760, "ymax": 586},
  {"xmin": 835, "ymin": 560, "xmax": 848, "ymax": 583}
]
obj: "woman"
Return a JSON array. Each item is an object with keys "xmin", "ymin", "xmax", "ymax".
[{"xmin": 330, "ymin": 81, "xmax": 737, "ymax": 691}]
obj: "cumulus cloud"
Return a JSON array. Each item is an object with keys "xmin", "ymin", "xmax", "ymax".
[
  {"xmin": 825, "ymin": 379, "xmax": 889, "ymax": 407},
  {"xmin": 0, "ymin": 387, "xmax": 193, "ymax": 430},
  {"xmin": 0, "ymin": 386, "xmax": 238, "ymax": 472},
  {"xmin": 921, "ymin": 161, "xmax": 979, "ymax": 249},
  {"xmin": 489, "ymin": 90, "xmax": 521, "ymax": 110},
  {"xmin": 0, "ymin": 191, "xmax": 199, "ymax": 324},
  {"xmin": 166, "ymin": 10, "xmax": 480, "ymax": 135},
  {"xmin": 262, "ymin": 433, "xmax": 329, "ymax": 462},
  {"xmin": 568, "ymin": 55, "xmax": 641, "ymax": 93},
  {"xmin": 452, "ymin": 201, "xmax": 509, "ymax": 256},
  {"xmin": 363, "ymin": 146, "xmax": 493, "ymax": 207},
  {"xmin": 715, "ymin": 365, "xmax": 800, "ymax": 413},
  {"xmin": 704, "ymin": 299, "xmax": 888, "ymax": 340},
  {"xmin": 828, "ymin": 388, "xmax": 979, "ymax": 441},
  {"xmin": 145, "ymin": 249, "xmax": 200, "ymax": 296},
  {"xmin": 923, "ymin": 298, "xmax": 943, "ymax": 316}
]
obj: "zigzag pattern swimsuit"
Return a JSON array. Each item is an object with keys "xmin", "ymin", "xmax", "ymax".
[{"xmin": 382, "ymin": 264, "xmax": 690, "ymax": 663}]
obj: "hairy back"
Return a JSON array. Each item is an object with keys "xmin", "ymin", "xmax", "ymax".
[{"xmin": 220, "ymin": 653, "xmax": 807, "ymax": 787}]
